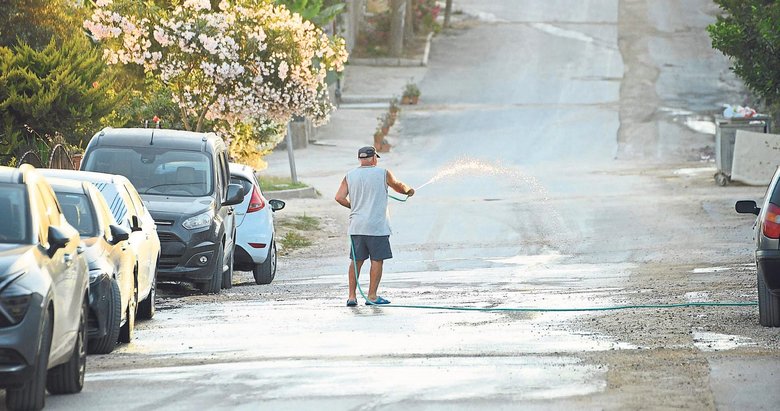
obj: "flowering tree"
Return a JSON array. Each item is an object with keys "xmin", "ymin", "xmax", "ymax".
[{"xmin": 84, "ymin": 0, "xmax": 347, "ymax": 166}]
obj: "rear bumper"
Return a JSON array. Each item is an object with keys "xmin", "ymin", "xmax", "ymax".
[
  {"xmin": 88, "ymin": 273, "xmax": 112, "ymax": 340},
  {"xmin": 757, "ymin": 249, "xmax": 780, "ymax": 293},
  {"xmin": 0, "ymin": 293, "xmax": 45, "ymax": 388}
]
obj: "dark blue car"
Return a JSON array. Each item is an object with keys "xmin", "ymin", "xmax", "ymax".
[{"xmin": 0, "ymin": 165, "xmax": 89, "ymax": 410}]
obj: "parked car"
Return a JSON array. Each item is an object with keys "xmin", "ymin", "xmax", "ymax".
[
  {"xmin": 736, "ymin": 166, "xmax": 780, "ymax": 327},
  {"xmin": 80, "ymin": 128, "xmax": 244, "ymax": 293},
  {"xmin": 39, "ymin": 169, "xmax": 160, "ymax": 323},
  {"xmin": 0, "ymin": 165, "xmax": 89, "ymax": 410},
  {"xmin": 229, "ymin": 163, "xmax": 285, "ymax": 284},
  {"xmin": 47, "ymin": 177, "xmax": 135, "ymax": 353}
]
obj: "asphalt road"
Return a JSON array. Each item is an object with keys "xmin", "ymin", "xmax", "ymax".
[{"xmin": 9, "ymin": 1, "xmax": 778, "ymax": 410}]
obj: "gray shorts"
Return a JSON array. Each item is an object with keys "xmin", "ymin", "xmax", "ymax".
[{"xmin": 350, "ymin": 235, "xmax": 392, "ymax": 261}]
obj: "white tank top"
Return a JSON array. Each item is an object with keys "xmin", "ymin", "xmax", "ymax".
[{"xmin": 346, "ymin": 166, "xmax": 391, "ymax": 235}]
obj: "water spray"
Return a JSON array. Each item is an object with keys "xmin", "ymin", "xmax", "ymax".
[{"xmin": 350, "ymin": 157, "xmax": 758, "ymax": 312}]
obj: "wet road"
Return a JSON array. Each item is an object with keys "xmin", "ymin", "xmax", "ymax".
[{"xmin": 24, "ymin": 0, "xmax": 780, "ymax": 410}]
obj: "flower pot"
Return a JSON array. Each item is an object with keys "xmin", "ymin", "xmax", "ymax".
[
  {"xmin": 377, "ymin": 139, "xmax": 391, "ymax": 153},
  {"xmin": 402, "ymin": 96, "xmax": 413, "ymax": 105},
  {"xmin": 410, "ymin": 96, "xmax": 419, "ymax": 105},
  {"xmin": 373, "ymin": 133, "xmax": 385, "ymax": 147}
]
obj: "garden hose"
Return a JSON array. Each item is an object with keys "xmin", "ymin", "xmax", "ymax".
[{"xmin": 348, "ymin": 194, "xmax": 758, "ymax": 312}]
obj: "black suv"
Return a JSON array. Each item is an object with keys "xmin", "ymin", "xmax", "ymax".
[
  {"xmin": 737, "ymin": 166, "xmax": 780, "ymax": 327},
  {"xmin": 81, "ymin": 128, "xmax": 243, "ymax": 293}
]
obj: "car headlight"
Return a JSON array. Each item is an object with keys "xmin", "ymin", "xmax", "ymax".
[
  {"xmin": 182, "ymin": 210, "xmax": 214, "ymax": 230},
  {"xmin": 1, "ymin": 275, "xmax": 33, "ymax": 325}
]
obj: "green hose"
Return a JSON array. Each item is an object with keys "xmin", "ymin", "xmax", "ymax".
[{"xmin": 348, "ymin": 193, "xmax": 758, "ymax": 312}]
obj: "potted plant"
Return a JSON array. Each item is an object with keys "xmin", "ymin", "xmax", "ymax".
[
  {"xmin": 378, "ymin": 113, "xmax": 391, "ymax": 135},
  {"xmin": 373, "ymin": 124, "xmax": 385, "ymax": 147},
  {"xmin": 389, "ymin": 97, "xmax": 401, "ymax": 120},
  {"xmin": 402, "ymin": 82, "xmax": 420, "ymax": 105}
]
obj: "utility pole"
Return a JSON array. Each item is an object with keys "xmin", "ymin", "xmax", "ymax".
[
  {"xmin": 390, "ymin": 0, "xmax": 405, "ymax": 57},
  {"xmin": 444, "ymin": 0, "xmax": 453, "ymax": 28},
  {"xmin": 285, "ymin": 122, "xmax": 298, "ymax": 184}
]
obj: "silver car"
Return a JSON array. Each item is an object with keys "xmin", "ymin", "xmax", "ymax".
[
  {"xmin": 39, "ymin": 170, "xmax": 161, "ymax": 325},
  {"xmin": 229, "ymin": 163, "xmax": 285, "ymax": 284}
]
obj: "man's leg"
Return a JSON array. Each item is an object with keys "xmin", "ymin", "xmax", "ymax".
[
  {"xmin": 367, "ymin": 259, "xmax": 384, "ymax": 301},
  {"xmin": 348, "ymin": 259, "xmax": 364, "ymax": 300}
]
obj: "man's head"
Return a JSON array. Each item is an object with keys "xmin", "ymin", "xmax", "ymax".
[{"xmin": 358, "ymin": 146, "xmax": 379, "ymax": 166}]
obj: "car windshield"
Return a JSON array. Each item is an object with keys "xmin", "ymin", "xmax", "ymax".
[
  {"xmin": 84, "ymin": 147, "xmax": 213, "ymax": 197},
  {"xmin": 0, "ymin": 185, "xmax": 30, "ymax": 244},
  {"xmin": 55, "ymin": 192, "xmax": 98, "ymax": 237}
]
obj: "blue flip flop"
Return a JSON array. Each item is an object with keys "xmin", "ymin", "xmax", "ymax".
[
  {"xmin": 366, "ymin": 296, "xmax": 391, "ymax": 305},
  {"xmin": 346, "ymin": 299, "xmax": 358, "ymax": 307}
]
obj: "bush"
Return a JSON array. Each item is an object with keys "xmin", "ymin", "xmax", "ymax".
[
  {"xmin": 0, "ymin": 37, "xmax": 118, "ymax": 155},
  {"xmin": 708, "ymin": 1, "xmax": 780, "ymax": 120}
]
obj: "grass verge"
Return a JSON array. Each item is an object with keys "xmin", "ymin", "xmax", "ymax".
[{"xmin": 258, "ymin": 175, "xmax": 308, "ymax": 191}]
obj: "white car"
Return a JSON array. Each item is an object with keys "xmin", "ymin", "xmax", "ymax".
[
  {"xmin": 229, "ymin": 163, "xmax": 285, "ymax": 284},
  {"xmin": 39, "ymin": 169, "xmax": 161, "ymax": 323}
]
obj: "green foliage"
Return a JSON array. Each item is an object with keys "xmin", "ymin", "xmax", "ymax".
[
  {"xmin": 275, "ymin": 0, "xmax": 346, "ymax": 27},
  {"xmin": 279, "ymin": 231, "xmax": 312, "ymax": 251},
  {"xmin": 708, "ymin": 1, "xmax": 780, "ymax": 109},
  {"xmin": 102, "ymin": 76, "xmax": 184, "ymax": 130},
  {"xmin": 281, "ymin": 214, "xmax": 320, "ymax": 231},
  {"xmin": 0, "ymin": 0, "xmax": 88, "ymax": 49},
  {"xmin": 0, "ymin": 37, "xmax": 119, "ymax": 155},
  {"xmin": 258, "ymin": 175, "xmax": 309, "ymax": 191}
]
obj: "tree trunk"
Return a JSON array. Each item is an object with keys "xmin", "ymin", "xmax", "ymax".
[
  {"xmin": 389, "ymin": 0, "xmax": 405, "ymax": 57},
  {"xmin": 444, "ymin": 0, "xmax": 453, "ymax": 28},
  {"xmin": 404, "ymin": 0, "xmax": 414, "ymax": 42}
]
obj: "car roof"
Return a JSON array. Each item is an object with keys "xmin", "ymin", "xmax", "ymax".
[
  {"xmin": 89, "ymin": 127, "xmax": 222, "ymax": 151},
  {"xmin": 0, "ymin": 165, "xmax": 23, "ymax": 184},
  {"xmin": 46, "ymin": 177, "xmax": 89, "ymax": 195},
  {"xmin": 38, "ymin": 168, "xmax": 131, "ymax": 186},
  {"xmin": 228, "ymin": 162, "xmax": 255, "ymax": 178}
]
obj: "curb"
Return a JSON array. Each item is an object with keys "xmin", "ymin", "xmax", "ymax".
[{"xmin": 264, "ymin": 186, "xmax": 319, "ymax": 200}]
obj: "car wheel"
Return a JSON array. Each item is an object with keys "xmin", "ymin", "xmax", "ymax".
[
  {"xmin": 199, "ymin": 246, "xmax": 223, "ymax": 294},
  {"xmin": 6, "ymin": 306, "xmax": 52, "ymax": 410},
  {"xmin": 253, "ymin": 240, "xmax": 276, "ymax": 285},
  {"xmin": 118, "ymin": 281, "xmax": 137, "ymax": 343},
  {"xmin": 88, "ymin": 279, "xmax": 121, "ymax": 354},
  {"xmin": 137, "ymin": 268, "xmax": 157, "ymax": 320},
  {"xmin": 222, "ymin": 249, "xmax": 234, "ymax": 289},
  {"xmin": 757, "ymin": 267, "xmax": 780, "ymax": 327},
  {"xmin": 46, "ymin": 297, "xmax": 87, "ymax": 394}
]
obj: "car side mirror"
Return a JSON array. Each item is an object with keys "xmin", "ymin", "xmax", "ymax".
[
  {"xmin": 109, "ymin": 224, "xmax": 131, "ymax": 245},
  {"xmin": 735, "ymin": 200, "xmax": 760, "ymax": 215},
  {"xmin": 130, "ymin": 215, "xmax": 143, "ymax": 232},
  {"xmin": 224, "ymin": 184, "xmax": 244, "ymax": 206},
  {"xmin": 48, "ymin": 225, "xmax": 70, "ymax": 251},
  {"xmin": 269, "ymin": 199, "xmax": 285, "ymax": 212}
]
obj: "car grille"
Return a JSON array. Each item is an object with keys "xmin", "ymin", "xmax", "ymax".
[
  {"xmin": 158, "ymin": 257, "xmax": 179, "ymax": 269},
  {"xmin": 158, "ymin": 230, "xmax": 186, "ymax": 269},
  {"xmin": 157, "ymin": 231, "xmax": 181, "ymax": 242}
]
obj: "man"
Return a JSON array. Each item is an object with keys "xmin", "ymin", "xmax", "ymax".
[{"xmin": 335, "ymin": 146, "xmax": 415, "ymax": 306}]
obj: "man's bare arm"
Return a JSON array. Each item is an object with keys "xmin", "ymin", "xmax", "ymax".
[
  {"xmin": 386, "ymin": 170, "xmax": 415, "ymax": 196},
  {"xmin": 335, "ymin": 177, "xmax": 351, "ymax": 208}
]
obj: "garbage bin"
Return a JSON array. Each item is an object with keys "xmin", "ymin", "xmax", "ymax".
[{"xmin": 714, "ymin": 115, "xmax": 772, "ymax": 186}]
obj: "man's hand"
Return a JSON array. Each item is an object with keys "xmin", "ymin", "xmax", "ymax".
[{"xmin": 406, "ymin": 188, "xmax": 415, "ymax": 197}]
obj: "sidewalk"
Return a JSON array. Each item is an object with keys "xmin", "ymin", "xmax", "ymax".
[{"xmin": 262, "ymin": 63, "xmax": 428, "ymax": 198}]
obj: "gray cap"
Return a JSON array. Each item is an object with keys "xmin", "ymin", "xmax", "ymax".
[{"xmin": 358, "ymin": 146, "xmax": 380, "ymax": 159}]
